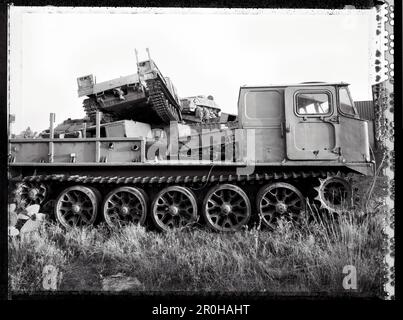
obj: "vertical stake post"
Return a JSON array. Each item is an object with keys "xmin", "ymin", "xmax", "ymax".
[
  {"xmin": 135, "ymin": 48, "xmax": 140, "ymax": 75},
  {"xmin": 82, "ymin": 122, "xmax": 87, "ymax": 138},
  {"xmin": 8, "ymin": 114, "xmax": 15, "ymax": 163},
  {"xmin": 49, "ymin": 113, "xmax": 55, "ymax": 163},
  {"xmin": 95, "ymin": 110, "xmax": 101, "ymax": 162},
  {"xmin": 8, "ymin": 114, "xmax": 15, "ymax": 139},
  {"xmin": 146, "ymin": 47, "xmax": 151, "ymax": 61}
]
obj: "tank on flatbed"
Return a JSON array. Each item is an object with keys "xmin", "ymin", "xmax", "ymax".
[
  {"xmin": 180, "ymin": 95, "xmax": 221, "ymax": 123},
  {"xmin": 77, "ymin": 58, "xmax": 183, "ymax": 125},
  {"xmin": 8, "ymin": 50, "xmax": 376, "ymax": 233}
]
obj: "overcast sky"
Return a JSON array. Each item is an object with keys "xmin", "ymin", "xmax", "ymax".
[{"xmin": 9, "ymin": 7, "xmax": 377, "ymax": 134}]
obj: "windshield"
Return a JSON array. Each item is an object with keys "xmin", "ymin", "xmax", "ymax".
[{"xmin": 339, "ymin": 87, "xmax": 356, "ymax": 115}]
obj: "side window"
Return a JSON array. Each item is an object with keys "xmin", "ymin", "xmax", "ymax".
[
  {"xmin": 296, "ymin": 92, "xmax": 330, "ymax": 115},
  {"xmin": 339, "ymin": 87, "xmax": 356, "ymax": 115},
  {"xmin": 244, "ymin": 90, "xmax": 282, "ymax": 119}
]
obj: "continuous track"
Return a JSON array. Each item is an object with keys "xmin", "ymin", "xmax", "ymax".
[
  {"xmin": 82, "ymin": 98, "xmax": 117, "ymax": 123},
  {"xmin": 145, "ymin": 78, "xmax": 181, "ymax": 123},
  {"xmin": 12, "ymin": 170, "xmax": 355, "ymax": 231},
  {"xmin": 17, "ymin": 169, "xmax": 330, "ymax": 185}
]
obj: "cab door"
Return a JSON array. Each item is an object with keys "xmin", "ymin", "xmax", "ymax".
[{"xmin": 284, "ymin": 85, "xmax": 340, "ymax": 160}]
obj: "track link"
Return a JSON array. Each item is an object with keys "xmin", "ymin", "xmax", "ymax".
[
  {"xmin": 17, "ymin": 170, "xmax": 330, "ymax": 186},
  {"xmin": 146, "ymin": 78, "xmax": 181, "ymax": 123},
  {"xmin": 82, "ymin": 98, "xmax": 117, "ymax": 123}
]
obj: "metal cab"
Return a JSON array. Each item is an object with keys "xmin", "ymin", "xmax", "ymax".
[
  {"xmin": 284, "ymin": 83, "xmax": 370, "ymax": 164},
  {"xmin": 284, "ymin": 84, "xmax": 339, "ymax": 160},
  {"xmin": 238, "ymin": 82, "xmax": 372, "ymax": 174}
]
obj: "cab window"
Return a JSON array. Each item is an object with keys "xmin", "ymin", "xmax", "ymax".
[
  {"xmin": 296, "ymin": 92, "xmax": 330, "ymax": 115},
  {"xmin": 244, "ymin": 90, "xmax": 282, "ymax": 119},
  {"xmin": 339, "ymin": 87, "xmax": 356, "ymax": 115}
]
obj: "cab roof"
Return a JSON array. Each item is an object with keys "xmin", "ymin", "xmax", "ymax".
[{"xmin": 240, "ymin": 81, "xmax": 350, "ymax": 89}]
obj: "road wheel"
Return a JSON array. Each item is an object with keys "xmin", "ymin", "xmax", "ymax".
[
  {"xmin": 102, "ymin": 186, "xmax": 148, "ymax": 228},
  {"xmin": 202, "ymin": 184, "xmax": 251, "ymax": 232},
  {"xmin": 151, "ymin": 186, "xmax": 198, "ymax": 231},
  {"xmin": 256, "ymin": 182, "xmax": 305, "ymax": 230},
  {"xmin": 55, "ymin": 185, "xmax": 99, "ymax": 228}
]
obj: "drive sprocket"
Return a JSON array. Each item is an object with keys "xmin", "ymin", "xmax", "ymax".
[{"xmin": 314, "ymin": 172, "xmax": 353, "ymax": 213}]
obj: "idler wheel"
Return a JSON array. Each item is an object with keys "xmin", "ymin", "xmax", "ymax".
[{"xmin": 16, "ymin": 182, "xmax": 47, "ymax": 206}]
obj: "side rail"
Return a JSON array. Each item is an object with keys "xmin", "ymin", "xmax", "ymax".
[{"xmin": 9, "ymin": 112, "xmax": 145, "ymax": 165}]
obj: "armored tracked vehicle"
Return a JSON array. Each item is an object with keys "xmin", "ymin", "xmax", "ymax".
[
  {"xmin": 8, "ymin": 55, "xmax": 374, "ymax": 232},
  {"xmin": 77, "ymin": 50, "xmax": 183, "ymax": 125}
]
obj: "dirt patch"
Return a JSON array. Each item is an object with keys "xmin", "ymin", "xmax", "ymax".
[
  {"xmin": 59, "ymin": 258, "xmax": 102, "ymax": 291},
  {"xmin": 101, "ymin": 273, "xmax": 144, "ymax": 291}
]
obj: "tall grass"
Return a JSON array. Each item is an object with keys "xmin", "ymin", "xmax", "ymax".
[{"xmin": 8, "ymin": 204, "xmax": 386, "ymax": 296}]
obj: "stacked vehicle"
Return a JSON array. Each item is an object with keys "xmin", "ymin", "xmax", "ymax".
[{"xmin": 8, "ymin": 52, "xmax": 374, "ymax": 232}]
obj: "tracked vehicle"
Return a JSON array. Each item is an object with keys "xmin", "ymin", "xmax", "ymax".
[
  {"xmin": 8, "ymin": 55, "xmax": 374, "ymax": 232},
  {"xmin": 77, "ymin": 53, "xmax": 183, "ymax": 125}
]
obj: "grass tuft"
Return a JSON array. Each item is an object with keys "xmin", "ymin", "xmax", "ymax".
[{"xmin": 9, "ymin": 204, "xmax": 386, "ymax": 296}]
